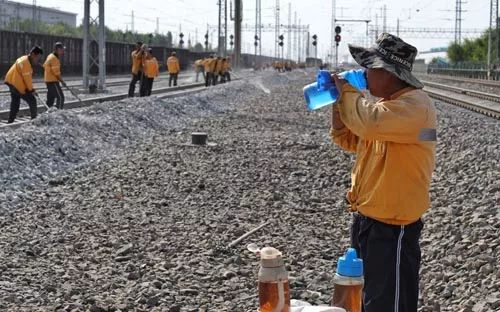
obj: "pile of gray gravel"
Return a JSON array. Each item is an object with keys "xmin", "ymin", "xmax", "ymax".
[{"xmin": 0, "ymin": 70, "xmax": 498, "ymax": 312}]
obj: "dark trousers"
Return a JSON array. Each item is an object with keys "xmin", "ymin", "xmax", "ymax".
[
  {"xmin": 6, "ymin": 84, "xmax": 37, "ymax": 123},
  {"xmin": 145, "ymin": 78, "xmax": 154, "ymax": 96},
  {"xmin": 351, "ymin": 213, "xmax": 423, "ymax": 312},
  {"xmin": 128, "ymin": 71, "xmax": 143, "ymax": 97},
  {"xmin": 169, "ymin": 73, "xmax": 178, "ymax": 87},
  {"xmin": 212, "ymin": 74, "xmax": 218, "ymax": 86},
  {"xmin": 205, "ymin": 72, "xmax": 212, "ymax": 87},
  {"xmin": 46, "ymin": 81, "xmax": 65, "ymax": 109},
  {"xmin": 225, "ymin": 72, "xmax": 231, "ymax": 82},
  {"xmin": 139, "ymin": 75, "xmax": 149, "ymax": 97}
]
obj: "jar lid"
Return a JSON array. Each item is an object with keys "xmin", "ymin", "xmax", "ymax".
[{"xmin": 260, "ymin": 247, "xmax": 284, "ymax": 268}]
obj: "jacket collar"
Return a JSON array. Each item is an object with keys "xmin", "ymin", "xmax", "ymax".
[{"xmin": 389, "ymin": 87, "xmax": 416, "ymax": 100}]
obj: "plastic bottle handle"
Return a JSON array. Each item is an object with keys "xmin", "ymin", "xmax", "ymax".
[{"xmin": 273, "ymin": 281, "xmax": 285, "ymax": 312}]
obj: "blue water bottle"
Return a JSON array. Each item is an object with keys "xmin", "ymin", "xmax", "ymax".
[
  {"xmin": 304, "ymin": 69, "xmax": 367, "ymax": 111},
  {"xmin": 331, "ymin": 248, "xmax": 364, "ymax": 312}
]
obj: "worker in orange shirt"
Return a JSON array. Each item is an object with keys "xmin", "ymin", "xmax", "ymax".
[
  {"xmin": 4, "ymin": 46, "xmax": 43, "ymax": 123},
  {"xmin": 222, "ymin": 57, "xmax": 231, "ymax": 83},
  {"xmin": 202, "ymin": 56, "xmax": 213, "ymax": 87},
  {"xmin": 43, "ymin": 42, "xmax": 66, "ymax": 109},
  {"xmin": 167, "ymin": 51, "xmax": 180, "ymax": 87},
  {"xmin": 331, "ymin": 33, "xmax": 436, "ymax": 312},
  {"xmin": 141, "ymin": 48, "xmax": 159, "ymax": 97},
  {"xmin": 128, "ymin": 41, "xmax": 146, "ymax": 97},
  {"xmin": 214, "ymin": 56, "xmax": 223, "ymax": 84}
]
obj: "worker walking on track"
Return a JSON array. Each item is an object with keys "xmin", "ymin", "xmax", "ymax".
[
  {"xmin": 43, "ymin": 42, "xmax": 66, "ymax": 109},
  {"xmin": 142, "ymin": 48, "xmax": 159, "ymax": 97},
  {"xmin": 167, "ymin": 52, "xmax": 180, "ymax": 87},
  {"xmin": 4, "ymin": 46, "xmax": 43, "ymax": 123},
  {"xmin": 330, "ymin": 33, "xmax": 437, "ymax": 312},
  {"xmin": 128, "ymin": 41, "xmax": 146, "ymax": 97}
]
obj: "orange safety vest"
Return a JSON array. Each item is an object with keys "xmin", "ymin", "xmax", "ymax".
[
  {"xmin": 4, "ymin": 55, "xmax": 34, "ymax": 94},
  {"xmin": 43, "ymin": 53, "xmax": 62, "ymax": 82}
]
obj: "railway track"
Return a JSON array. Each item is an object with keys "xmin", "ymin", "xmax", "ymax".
[
  {"xmin": 0, "ymin": 82, "xmax": 207, "ymax": 129},
  {"xmin": 423, "ymin": 81, "xmax": 500, "ymax": 119},
  {"xmin": 418, "ymin": 74, "xmax": 500, "ymax": 88},
  {"xmin": 0, "ymin": 74, "xmax": 183, "ymax": 96}
]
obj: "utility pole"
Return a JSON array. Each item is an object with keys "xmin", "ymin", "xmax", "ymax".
[
  {"xmin": 131, "ymin": 10, "xmax": 135, "ymax": 33},
  {"xmin": 83, "ymin": 0, "xmax": 106, "ymax": 91},
  {"xmin": 383, "ymin": 5, "xmax": 387, "ymax": 33},
  {"xmin": 496, "ymin": 0, "xmax": 499, "ymax": 62},
  {"xmin": 275, "ymin": 0, "xmax": 280, "ymax": 59},
  {"xmin": 224, "ymin": 0, "xmax": 228, "ymax": 56},
  {"xmin": 397, "ymin": 18, "xmax": 400, "ymax": 37},
  {"xmin": 258, "ymin": 0, "xmax": 262, "ymax": 57},
  {"xmin": 293, "ymin": 12, "xmax": 297, "ymax": 61},
  {"xmin": 156, "ymin": 17, "xmax": 159, "ymax": 34},
  {"xmin": 287, "ymin": 2, "xmax": 291, "ymax": 60},
  {"xmin": 32, "ymin": 0, "xmax": 36, "ymax": 33},
  {"xmin": 297, "ymin": 18, "xmax": 300, "ymax": 63},
  {"xmin": 455, "ymin": 0, "xmax": 464, "ymax": 44},
  {"xmin": 218, "ymin": 0, "xmax": 222, "ymax": 55},
  {"xmin": 331, "ymin": 0, "xmax": 336, "ymax": 67},
  {"xmin": 255, "ymin": 0, "xmax": 258, "ymax": 64},
  {"xmin": 234, "ymin": 0, "xmax": 242, "ymax": 67}
]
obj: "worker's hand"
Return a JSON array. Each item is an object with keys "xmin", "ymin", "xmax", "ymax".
[
  {"xmin": 30, "ymin": 90, "xmax": 38, "ymax": 97},
  {"xmin": 331, "ymin": 104, "xmax": 345, "ymax": 130},
  {"xmin": 60, "ymin": 80, "xmax": 67, "ymax": 88},
  {"xmin": 332, "ymin": 74, "xmax": 348, "ymax": 93}
]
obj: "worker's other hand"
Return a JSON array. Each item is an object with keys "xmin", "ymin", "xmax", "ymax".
[
  {"xmin": 61, "ymin": 80, "xmax": 67, "ymax": 88},
  {"xmin": 332, "ymin": 74, "xmax": 348, "ymax": 93}
]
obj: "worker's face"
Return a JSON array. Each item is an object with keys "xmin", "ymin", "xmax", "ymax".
[
  {"xmin": 57, "ymin": 48, "xmax": 65, "ymax": 56},
  {"xmin": 31, "ymin": 53, "xmax": 42, "ymax": 64},
  {"xmin": 366, "ymin": 68, "xmax": 392, "ymax": 97}
]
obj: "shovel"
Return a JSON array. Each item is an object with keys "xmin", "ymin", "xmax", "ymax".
[{"xmin": 62, "ymin": 82, "xmax": 83, "ymax": 104}]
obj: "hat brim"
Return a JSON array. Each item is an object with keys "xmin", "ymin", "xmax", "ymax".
[{"xmin": 348, "ymin": 44, "xmax": 424, "ymax": 89}]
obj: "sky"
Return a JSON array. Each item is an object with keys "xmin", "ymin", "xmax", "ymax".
[{"xmin": 11, "ymin": 0, "xmax": 492, "ymax": 62}]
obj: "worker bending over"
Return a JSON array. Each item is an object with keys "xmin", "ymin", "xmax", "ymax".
[
  {"xmin": 167, "ymin": 52, "xmax": 180, "ymax": 87},
  {"xmin": 43, "ymin": 42, "xmax": 66, "ymax": 109},
  {"xmin": 4, "ymin": 46, "xmax": 43, "ymax": 123},
  {"xmin": 194, "ymin": 59, "xmax": 204, "ymax": 82}
]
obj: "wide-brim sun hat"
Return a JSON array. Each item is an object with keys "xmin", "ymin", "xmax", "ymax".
[{"xmin": 348, "ymin": 32, "xmax": 424, "ymax": 89}]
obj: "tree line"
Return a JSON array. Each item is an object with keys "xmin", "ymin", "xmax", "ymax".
[{"xmin": 0, "ymin": 18, "xmax": 207, "ymax": 52}]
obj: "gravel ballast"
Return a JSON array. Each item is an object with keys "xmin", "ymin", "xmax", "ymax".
[{"xmin": 0, "ymin": 70, "xmax": 498, "ymax": 311}]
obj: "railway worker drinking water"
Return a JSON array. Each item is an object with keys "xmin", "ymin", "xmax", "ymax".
[{"xmin": 330, "ymin": 33, "xmax": 437, "ymax": 312}]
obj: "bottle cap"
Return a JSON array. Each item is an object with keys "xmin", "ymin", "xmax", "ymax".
[
  {"xmin": 336, "ymin": 248, "xmax": 363, "ymax": 277},
  {"xmin": 317, "ymin": 70, "xmax": 334, "ymax": 91},
  {"xmin": 260, "ymin": 247, "xmax": 284, "ymax": 268}
]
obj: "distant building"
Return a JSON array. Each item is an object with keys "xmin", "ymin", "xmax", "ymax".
[{"xmin": 0, "ymin": 0, "xmax": 77, "ymax": 29}]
